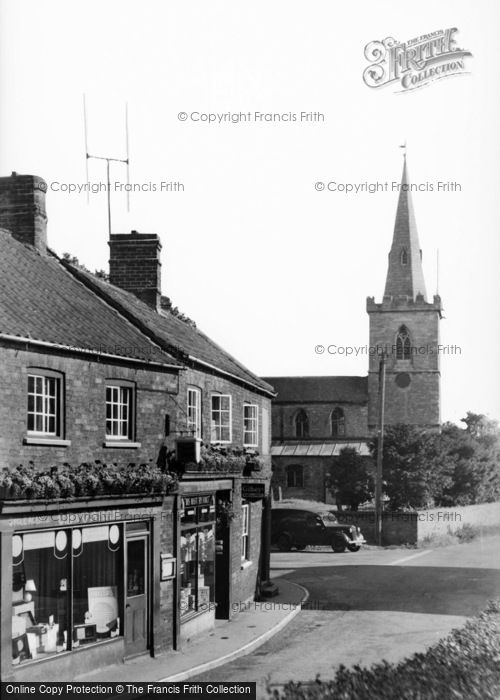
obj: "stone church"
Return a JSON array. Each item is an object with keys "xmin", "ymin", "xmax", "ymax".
[{"xmin": 264, "ymin": 159, "xmax": 443, "ymax": 502}]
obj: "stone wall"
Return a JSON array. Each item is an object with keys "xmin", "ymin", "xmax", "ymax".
[{"xmin": 338, "ymin": 502, "xmax": 500, "ymax": 545}]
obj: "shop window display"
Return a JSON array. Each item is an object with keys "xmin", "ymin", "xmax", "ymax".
[
  {"xmin": 180, "ymin": 495, "xmax": 215, "ymax": 618},
  {"xmin": 12, "ymin": 525, "xmax": 123, "ymax": 666}
]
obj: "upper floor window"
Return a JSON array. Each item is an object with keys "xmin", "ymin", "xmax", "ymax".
[
  {"xmin": 295, "ymin": 409, "xmax": 309, "ymax": 438},
  {"xmin": 287, "ymin": 464, "xmax": 304, "ymax": 488},
  {"xmin": 395, "ymin": 326, "xmax": 412, "ymax": 360},
  {"xmin": 106, "ymin": 383, "xmax": 134, "ymax": 440},
  {"xmin": 331, "ymin": 407, "xmax": 346, "ymax": 437},
  {"xmin": 187, "ymin": 387, "xmax": 202, "ymax": 438},
  {"xmin": 211, "ymin": 394, "xmax": 232, "ymax": 443},
  {"xmin": 243, "ymin": 404, "xmax": 258, "ymax": 447},
  {"xmin": 401, "ymin": 248, "xmax": 408, "ymax": 265},
  {"xmin": 27, "ymin": 371, "xmax": 63, "ymax": 436}
]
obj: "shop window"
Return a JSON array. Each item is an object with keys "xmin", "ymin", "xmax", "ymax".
[
  {"xmin": 72, "ymin": 526, "xmax": 122, "ymax": 648},
  {"xmin": 243, "ymin": 404, "xmax": 258, "ymax": 447},
  {"xmin": 106, "ymin": 383, "xmax": 134, "ymax": 440},
  {"xmin": 12, "ymin": 526, "xmax": 123, "ymax": 667},
  {"xmin": 287, "ymin": 464, "xmax": 304, "ymax": 488},
  {"xmin": 211, "ymin": 394, "xmax": 232, "ymax": 443},
  {"xmin": 331, "ymin": 407, "xmax": 346, "ymax": 437},
  {"xmin": 241, "ymin": 502, "xmax": 250, "ymax": 562},
  {"xmin": 180, "ymin": 495, "xmax": 216, "ymax": 619},
  {"xmin": 187, "ymin": 387, "xmax": 202, "ymax": 438},
  {"xmin": 27, "ymin": 371, "xmax": 63, "ymax": 437}
]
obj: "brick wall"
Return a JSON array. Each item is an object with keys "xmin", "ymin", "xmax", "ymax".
[
  {"xmin": 109, "ymin": 232, "xmax": 162, "ymax": 310},
  {"xmin": 230, "ymin": 480, "xmax": 263, "ymax": 609},
  {"xmin": 0, "ymin": 174, "xmax": 47, "ymax": 253},
  {"xmin": 156, "ymin": 495, "xmax": 176, "ymax": 653},
  {"xmin": 0, "ymin": 346, "xmax": 179, "ymax": 469},
  {"xmin": 179, "ymin": 367, "xmax": 272, "ymax": 466}
]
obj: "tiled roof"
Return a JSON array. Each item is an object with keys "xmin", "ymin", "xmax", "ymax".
[
  {"xmin": 262, "ymin": 376, "xmax": 368, "ymax": 403},
  {"xmin": 64, "ymin": 265, "xmax": 275, "ymax": 396},
  {"xmin": 0, "ymin": 230, "xmax": 180, "ymax": 367}
]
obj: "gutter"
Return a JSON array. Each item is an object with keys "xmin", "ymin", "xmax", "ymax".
[{"xmin": 0, "ymin": 333, "xmax": 182, "ymax": 371}]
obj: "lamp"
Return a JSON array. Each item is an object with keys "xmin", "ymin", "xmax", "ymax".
[{"xmin": 24, "ymin": 579, "xmax": 36, "ymax": 603}]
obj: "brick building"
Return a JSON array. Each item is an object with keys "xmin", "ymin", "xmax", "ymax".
[
  {"xmin": 265, "ymin": 159, "xmax": 442, "ymax": 502},
  {"xmin": 0, "ymin": 173, "xmax": 274, "ymax": 680}
]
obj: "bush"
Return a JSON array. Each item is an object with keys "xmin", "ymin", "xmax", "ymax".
[{"xmin": 267, "ymin": 600, "xmax": 500, "ymax": 699}]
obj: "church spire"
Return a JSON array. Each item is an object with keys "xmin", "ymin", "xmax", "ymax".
[{"xmin": 384, "ymin": 157, "xmax": 427, "ymax": 300}]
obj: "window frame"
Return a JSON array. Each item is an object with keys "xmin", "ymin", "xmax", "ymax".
[
  {"xmin": 210, "ymin": 394, "xmax": 232, "ymax": 444},
  {"xmin": 331, "ymin": 407, "xmax": 346, "ymax": 437},
  {"xmin": 241, "ymin": 501, "xmax": 250, "ymax": 562},
  {"xmin": 243, "ymin": 403, "xmax": 259, "ymax": 447},
  {"xmin": 27, "ymin": 369, "xmax": 64, "ymax": 438},
  {"xmin": 187, "ymin": 387, "xmax": 202, "ymax": 439},
  {"xmin": 105, "ymin": 381, "xmax": 135, "ymax": 442},
  {"xmin": 294, "ymin": 409, "xmax": 309, "ymax": 439}
]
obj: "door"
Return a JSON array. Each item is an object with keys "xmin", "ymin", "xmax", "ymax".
[{"xmin": 125, "ymin": 536, "xmax": 148, "ymax": 656}]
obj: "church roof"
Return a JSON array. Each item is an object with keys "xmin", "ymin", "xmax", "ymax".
[
  {"xmin": 261, "ymin": 376, "xmax": 368, "ymax": 404},
  {"xmin": 384, "ymin": 158, "xmax": 428, "ymax": 300}
]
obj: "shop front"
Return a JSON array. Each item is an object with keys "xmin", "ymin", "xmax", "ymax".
[
  {"xmin": 177, "ymin": 479, "xmax": 232, "ymax": 643},
  {"xmin": 1, "ymin": 496, "xmax": 175, "ymax": 681}
]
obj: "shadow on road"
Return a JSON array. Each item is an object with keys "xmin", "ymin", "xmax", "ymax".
[{"xmin": 274, "ymin": 565, "xmax": 500, "ymax": 617}]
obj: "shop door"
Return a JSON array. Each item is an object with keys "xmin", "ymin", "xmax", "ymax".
[{"xmin": 125, "ymin": 536, "xmax": 148, "ymax": 656}]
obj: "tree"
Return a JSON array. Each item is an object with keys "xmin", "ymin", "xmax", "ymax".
[
  {"xmin": 437, "ymin": 415, "xmax": 500, "ymax": 506},
  {"xmin": 370, "ymin": 424, "xmax": 454, "ymax": 511},
  {"xmin": 327, "ymin": 448, "xmax": 374, "ymax": 511}
]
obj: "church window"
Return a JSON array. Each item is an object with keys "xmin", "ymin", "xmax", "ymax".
[
  {"xmin": 401, "ymin": 248, "xmax": 408, "ymax": 265},
  {"xmin": 396, "ymin": 326, "xmax": 412, "ymax": 360},
  {"xmin": 331, "ymin": 407, "xmax": 346, "ymax": 437},
  {"xmin": 287, "ymin": 465, "xmax": 304, "ymax": 488},
  {"xmin": 294, "ymin": 410, "xmax": 309, "ymax": 438}
]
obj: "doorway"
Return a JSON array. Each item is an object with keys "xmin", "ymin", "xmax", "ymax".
[{"xmin": 125, "ymin": 535, "xmax": 149, "ymax": 656}]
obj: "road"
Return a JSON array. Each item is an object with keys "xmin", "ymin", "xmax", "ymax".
[{"xmin": 193, "ymin": 535, "xmax": 500, "ymax": 696}]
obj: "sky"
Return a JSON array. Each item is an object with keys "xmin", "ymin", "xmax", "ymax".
[{"xmin": 1, "ymin": 1, "xmax": 499, "ymax": 425}]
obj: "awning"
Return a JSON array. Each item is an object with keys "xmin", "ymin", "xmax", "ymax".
[{"xmin": 270, "ymin": 442, "xmax": 371, "ymax": 457}]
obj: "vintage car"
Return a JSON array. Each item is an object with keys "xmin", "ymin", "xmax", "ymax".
[{"xmin": 271, "ymin": 501, "xmax": 365, "ymax": 552}]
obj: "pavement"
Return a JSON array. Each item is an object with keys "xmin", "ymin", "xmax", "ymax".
[{"xmin": 76, "ymin": 578, "xmax": 308, "ymax": 683}]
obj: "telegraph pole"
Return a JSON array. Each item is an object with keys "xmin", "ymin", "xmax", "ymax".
[{"xmin": 375, "ymin": 353, "xmax": 386, "ymax": 546}]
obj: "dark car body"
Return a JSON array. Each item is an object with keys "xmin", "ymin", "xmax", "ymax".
[{"xmin": 271, "ymin": 503, "xmax": 366, "ymax": 552}]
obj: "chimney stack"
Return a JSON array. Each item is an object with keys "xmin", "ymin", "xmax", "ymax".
[
  {"xmin": 0, "ymin": 173, "xmax": 48, "ymax": 253},
  {"xmin": 109, "ymin": 231, "xmax": 162, "ymax": 310}
]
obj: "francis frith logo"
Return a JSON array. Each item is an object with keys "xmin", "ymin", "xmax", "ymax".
[{"xmin": 363, "ymin": 28, "xmax": 472, "ymax": 92}]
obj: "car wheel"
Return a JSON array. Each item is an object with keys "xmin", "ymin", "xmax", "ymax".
[
  {"xmin": 347, "ymin": 544, "xmax": 361, "ymax": 552},
  {"xmin": 332, "ymin": 542, "xmax": 346, "ymax": 553},
  {"xmin": 277, "ymin": 533, "xmax": 292, "ymax": 552}
]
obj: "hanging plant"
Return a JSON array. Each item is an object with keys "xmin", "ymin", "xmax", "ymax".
[{"xmin": 216, "ymin": 498, "xmax": 235, "ymax": 528}]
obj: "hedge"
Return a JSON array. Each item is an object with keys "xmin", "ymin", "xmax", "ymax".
[{"xmin": 267, "ymin": 600, "xmax": 500, "ymax": 700}]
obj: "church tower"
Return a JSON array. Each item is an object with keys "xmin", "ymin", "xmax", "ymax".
[{"xmin": 367, "ymin": 158, "xmax": 442, "ymax": 431}]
